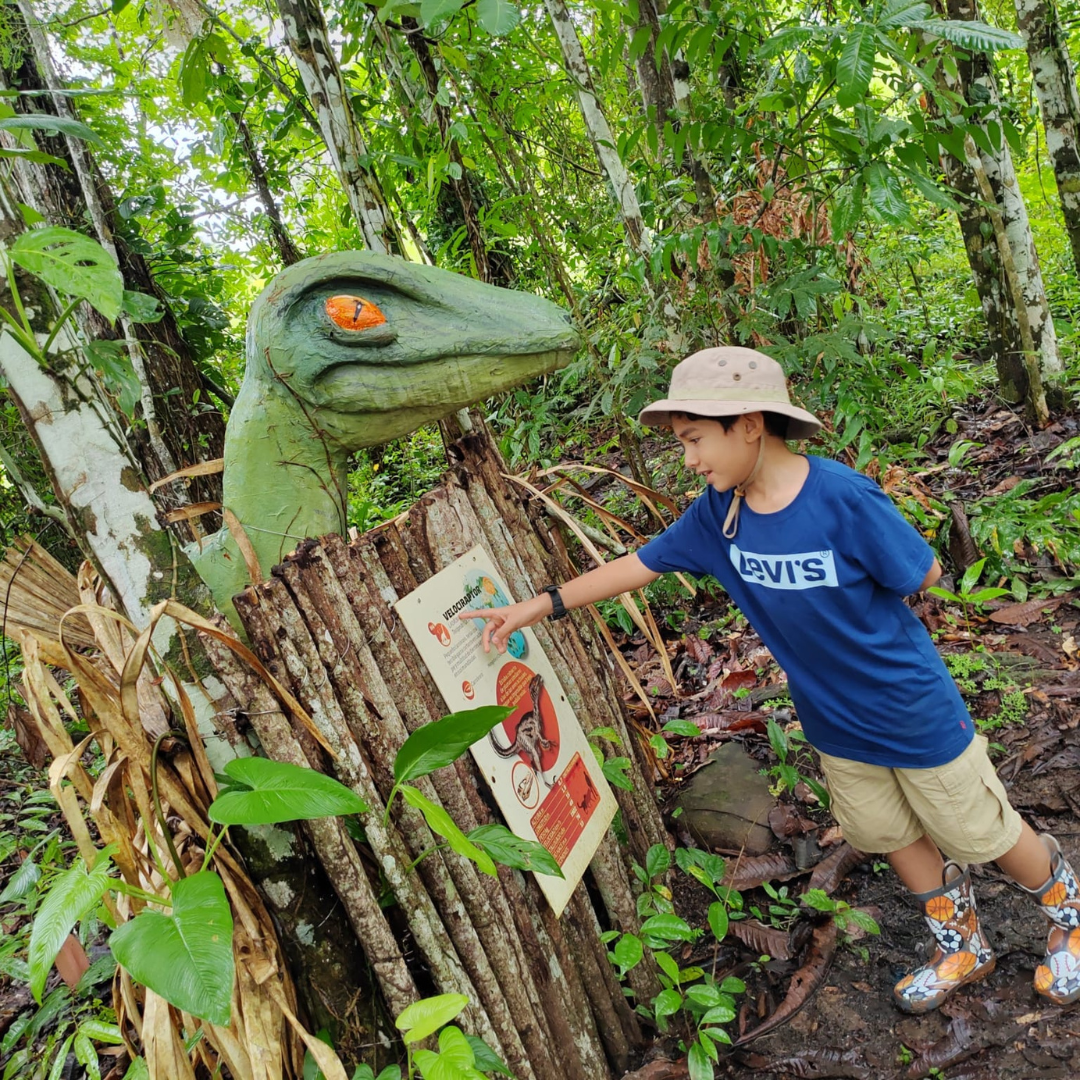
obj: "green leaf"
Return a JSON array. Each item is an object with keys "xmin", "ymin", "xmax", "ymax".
[
  {"xmin": 9, "ymin": 228, "xmax": 123, "ymax": 320},
  {"xmin": 654, "ymin": 951, "xmax": 680, "ymax": 984},
  {"xmin": 653, "ymin": 988, "xmax": 683, "ymax": 1018},
  {"xmin": 466, "ymin": 824, "xmax": 563, "ymax": 877},
  {"xmin": 29, "ymin": 850, "xmax": 114, "ymax": 1003},
  {"xmin": 757, "ymin": 25, "xmax": 815, "ymax": 60},
  {"xmin": 476, "ymin": 0, "xmax": 520, "ymax": 35},
  {"xmin": 766, "ymin": 716, "xmax": 788, "ymax": 762},
  {"xmin": 77, "ymin": 1019, "xmax": 124, "ymax": 1045},
  {"xmin": 707, "ymin": 901, "xmax": 729, "ymax": 941},
  {"xmin": 0, "ymin": 856, "xmax": 40, "ymax": 903},
  {"xmin": 85, "ymin": 340, "xmax": 141, "ymax": 420},
  {"xmin": 687, "ymin": 1040, "xmax": 714, "ymax": 1080},
  {"xmin": 0, "ymin": 114, "xmax": 100, "ymax": 145},
  {"xmin": 587, "ymin": 726, "xmax": 621, "ymax": 744},
  {"xmin": 465, "ymin": 1035, "xmax": 512, "ymax": 1077},
  {"xmin": 662, "ymin": 720, "xmax": 700, "ymax": 737},
  {"xmin": 878, "ymin": 0, "xmax": 931, "ymax": 28},
  {"xmin": 421, "ymin": 0, "xmax": 465, "ymax": 24},
  {"xmin": 209, "ymin": 757, "xmax": 368, "ymax": 826},
  {"xmin": 864, "ymin": 162, "xmax": 910, "ymax": 223},
  {"xmin": 395, "ymin": 993, "xmax": 468, "ymax": 1045},
  {"xmin": 179, "ymin": 37, "xmax": 210, "ymax": 107},
  {"xmin": 836, "ymin": 25, "xmax": 877, "ymax": 108},
  {"xmin": 120, "ymin": 290, "xmax": 164, "ymax": 324},
  {"xmin": 400, "ymin": 787, "xmax": 496, "ymax": 876},
  {"xmin": 122, "ymin": 1060, "xmax": 149, "ymax": 1080},
  {"xmin": 720, "ymin": 975, "xmax": 746, "ymax": 994},
  {"xmin": 701, "ymin": 1003, "xmax": 736, "ymax": 1024},
  {"xmin": 646, "ymin": 843, "xmax": 671, "ymax": 880},
  {"xmin": 74, "ymin": 1030, "xmax": 101, "ymax": 1080},
  {"xmin": 394, "ymin": 706, "xmax": 512, "ymax": 783},
  {"xmin": 612, "ymin": 933, "xmax": 643, "ymax": 972},
  {"xmin": 109, "ymin": 871, "xmax": 234, "ymax": 1025},
  {"xmin": 46, "ymin": 1034, "xmax": 75, "ymax": 1080},
  {"xmin": 602, "ymin": 757, "xmax": 634, "ymax": 791},
  {"xmin": 909, "ymin": 19, "xmax": 1023, "ymax": 52},
  {"xmin": 639, "ymin": 914, "xmax": 698, "ymax": 942}
]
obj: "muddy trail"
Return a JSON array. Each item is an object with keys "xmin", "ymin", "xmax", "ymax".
[{"xmin": 606, "ymin": 396, "xmax": 1080, "ymax": 1079}]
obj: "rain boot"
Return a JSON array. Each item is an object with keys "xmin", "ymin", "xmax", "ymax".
[
  {"xmin": 894, "ymin": 861, "xmax": 995, "ymax": 1014},
  {"xmin": 1020, "ymin": 834, "xmax": 1080, "ymax": 1006}
]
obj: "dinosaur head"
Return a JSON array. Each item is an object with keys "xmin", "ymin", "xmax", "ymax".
[{"xmin": 245, "ymin": 251, "xmax": 580, "ymax": 446}]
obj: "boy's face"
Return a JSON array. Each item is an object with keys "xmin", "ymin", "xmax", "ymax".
[{"xmin": 671, "ymin": 414, "xmax": 759, "ymax": 492}]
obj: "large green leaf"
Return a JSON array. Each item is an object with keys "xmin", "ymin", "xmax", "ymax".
[
  {"xmin": 393, "ymin": 706, "xmax": 512, "ymax": 784},
  {"xmin": 0, "ymin": 856, "xmax": 40, "ymax": 903},
  {"xmin": 84, "ymin": 340, "xmax": 141, "ymax": 419},
  {"xmin": 687, "ymin": 1040, "xmax": 715, "ymax": 1080},
  {"xmin": 466, "ymin": 824, "xmax": 563, "ymax": 877},
  {"xmin": 864, "ymin": 162, "xmax": 910, "ymax": 223},
  {"xmin": 878, "ymin": 0, "xmax": 931, "ymax": 29},
  {"xmin": 9, "ymin": 228, "xmax": 123, "ymax": 320},
  {"xmin": 109, "ymin": 871, "xmax": 234, "ymax": 1025},
  {"xmin": 836, "ymin": 25, "xmax": 877, "ymax": 108},
  {"xmin": 421, "ymin": 0, "xmax": 465, "ymax": 24},
  {"xmin": 413, "ymin": 1026, "xmax": 487, "ymax": 1080},
  {"xmin": 476, "ymin": 0, "xmax": 520, "ymax": 36},
  {"xmin": 395, "ymin": 992, "xmax": 468, "ymax": 1045},
  {"xmin": 208, "ymin": 757, "xmax": 368, "ymax": 826},
  {"xmin": 909, "ymin": 19, "xmax": 1022, "ymax": 51},
  {"xmin": 401, "ymin": 787, "xmax": 496, "ymax": 876},
  {"xmin": 28, "ymin": 850, "xmax": 114, "ymax": 1003},
  {"xmin": 0, "ymin": 114, "xmax": 100, "ymax": 145}
]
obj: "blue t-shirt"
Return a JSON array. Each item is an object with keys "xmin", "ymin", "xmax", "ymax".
[{"xmin": 637, "ymin": 455, "xmax": 973, "ymax": 768}]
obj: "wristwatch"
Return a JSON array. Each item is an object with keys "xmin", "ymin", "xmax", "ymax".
[{"xmin": 542, "ymin": 584, "xmax": 568, "ymax": 620}]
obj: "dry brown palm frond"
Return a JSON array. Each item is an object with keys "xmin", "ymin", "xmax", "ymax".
[
  {"xmin": 12, "ymin": 571, "xmax": 348, "ymax": 1080},
  {"xmin": 0, "ymin": 536, "xmax": 95, "ymax": 650}
]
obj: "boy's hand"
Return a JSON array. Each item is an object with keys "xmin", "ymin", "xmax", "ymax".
[{"xmin": 458, "ymin": 595, "xmax": 551, "ymax": 653}]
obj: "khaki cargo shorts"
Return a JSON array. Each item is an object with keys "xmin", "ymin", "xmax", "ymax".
[{"xmin": 817, "ymin": 735, "xmax": 1023, "ymax": 863}]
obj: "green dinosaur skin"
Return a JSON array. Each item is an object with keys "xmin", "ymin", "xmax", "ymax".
[{"xmin": 187, "ymin": 252, "xmax": 580, "ymax": 626}]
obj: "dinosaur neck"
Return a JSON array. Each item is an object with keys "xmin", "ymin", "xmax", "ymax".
[{"xmin": 221, "ymin": 377, "xmax": 351, "ymax": 574}]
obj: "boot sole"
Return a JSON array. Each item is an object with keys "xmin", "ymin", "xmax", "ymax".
[{"xmin": 894, "ymin": 956, "xmax": 997, "ymax": 1015}]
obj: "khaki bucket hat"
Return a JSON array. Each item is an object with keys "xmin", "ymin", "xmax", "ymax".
[{"xmin": 638, "ymin": 346, "xmax": 821, "ymax": 439}]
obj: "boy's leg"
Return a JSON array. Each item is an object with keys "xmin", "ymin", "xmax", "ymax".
[
  {"xmin": 888, "ymin": 833, "xmax": 946, "ymax": 894},
  {"xmin": 994, "ymin": 820, "xmax": 1052, "ymax": 889}
]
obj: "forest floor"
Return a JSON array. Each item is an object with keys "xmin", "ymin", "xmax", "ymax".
[{"xmin": 609, "ymin": 395, "xmax": 1080, "ymax": 1079}]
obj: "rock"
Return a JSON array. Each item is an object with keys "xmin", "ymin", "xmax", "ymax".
[{"xmin": 673, "ymin": 742, "xmax": 776, "ymax": 854}]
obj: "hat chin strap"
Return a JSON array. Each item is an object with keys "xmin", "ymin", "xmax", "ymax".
[{"xmin": 722, "ymin": 435, "xmax": 767, "ymax": 540}]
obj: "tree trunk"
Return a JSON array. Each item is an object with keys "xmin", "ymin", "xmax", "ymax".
[
  {"xmin": 1014, "ymin": 0, "xmax": 1080, "ymax": 275},
  {"xmin": 210, "ymin": 421, "xmax": 671, "ymax": 1080},
  {"xmin": 943, "ymin": 0, "xmax": 1063, "ymax": 403},
  {"xmin": 275, "ymin": 0, "xmax": 402, "ymax": 255},
  {"xmin": 399, "ymin": 17, "xmax": 498, "ymax": 284},
  {"xmin": 542, "ymin": 0, "xmax": 652, "ymax": 262},
  {"xmin": 3, "ymin": 2, "xmax": 227, "ymax": 527}
]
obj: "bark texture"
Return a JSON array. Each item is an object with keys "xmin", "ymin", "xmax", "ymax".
[
  {"xmin": 1014, "ymin": 0, "xmax": 1080, "ymax": 274},
  {"xmin": 942, "ymin": 0, "xmax": 1062, "ymax": 402},
  {"xmin": 208, "ymin": 421, "xmax": 671, "ymax": 1079},
  {"xmin": 3, "ymin": 2, "xmax": 226, "ymax": 528},
  {"xmin": 275, "ymin": 0, "xmax": 401, "ymax": 255}
]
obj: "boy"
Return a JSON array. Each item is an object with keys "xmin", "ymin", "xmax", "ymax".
[{"xmin": 460, "ymin": 346, "xmax": 1080, "ymax": 1013}]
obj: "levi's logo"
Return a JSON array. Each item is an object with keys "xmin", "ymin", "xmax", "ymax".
[{"xmin": 730, "ymin": 544, "xmax": 838, "ymax": 590}]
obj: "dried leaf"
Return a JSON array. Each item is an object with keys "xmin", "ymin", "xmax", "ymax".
[
  {"xmin": 163, "ymin": 501, "xmax": 222, "ymax": 523},
  {"xmin": 734, "ymin": 921, "xmax": 837, "ymax": 1045},
  {"xmin": 723, "ymin": 852, "xmax": 801, "ymax": 891},
  {"xmin": 987, "ymin": 597, "xmax": 1061, "ymax": 626},
  {"xmin": 728, "ymin": 918, "xmax": 796, "ymax": 961},
  {"xmin": 148, "ymin": 457, "xmax": 224, "ymax": 493},
  {"xmin": 807, "ymin": 843, "xmax": 867, "ymax": 895},
  {"xmin": 736, "ymin": 1048, "xmax": 870, "ymax": 1078}
]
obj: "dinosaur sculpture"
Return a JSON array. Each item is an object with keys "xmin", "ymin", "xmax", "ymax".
[{"xmin": 187, "ymin": 251, "xmax": 580, "ymax": 624}]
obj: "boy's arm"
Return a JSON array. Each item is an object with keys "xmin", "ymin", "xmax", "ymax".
[
  {"xmin": 917, "ymin": 559, "xmax": 943, "ymax": 593},
  {"xmin": 459, "ymin": 553, "xmax": 661, "ymax": 653}
]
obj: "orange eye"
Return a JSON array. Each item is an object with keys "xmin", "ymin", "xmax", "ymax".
[{"xmin": 325, "ymin": 294, "xmax": 387, "ymax": 331}]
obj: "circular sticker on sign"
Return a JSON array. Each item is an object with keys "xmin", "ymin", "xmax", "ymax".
[{"xmin": 461, "ymin": 680, "xmax": 475, "ymax": 700}]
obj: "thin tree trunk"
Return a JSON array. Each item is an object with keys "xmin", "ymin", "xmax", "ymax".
[
  {"xmin": 542, "ymin": 0, "xmax": 651, "ymax": 261},
  {"xmin": 944, "ymin": 0, "xmax": 1063, "ymax": 399},
  {"xmin": 1014, "ymin": 0, "xmax": 1080, "ymax": 274},
  {"xmin": 275, "ymin": 0, "xmax": 402, "ymax": 255},
  {"xmin": 399, "ymin": 17, "xmax": 496, "ymax": 283},
  {"xmin": 5, "ymin": 2, "xmax": 226, "ymax": 524}
]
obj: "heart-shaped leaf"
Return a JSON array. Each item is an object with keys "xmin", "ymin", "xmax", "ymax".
[
  {"xmin": 395, "ymin": 992, "xmax": 468, "ymax": 1045},
  {"xmin": 393, "ymin": 706, "xmax": 512, "ymax": 784},
  {"xmin": 29, "ymin": 849, "xmax": 114, "ymax": 1002},
  {"xmin": 476, "ymin": 0, "xmax": 519, "ymax": 35},
  {"xmin": 9, "ymin": 227, "xmax": 123, "ymax": 320},
  {"xmin": 109, "ymin": 871, "xmax": 233, "ymax": 1025},
  {"xmin": 208, "ymin": 757, "xmax": 368, "ymax": 826}
]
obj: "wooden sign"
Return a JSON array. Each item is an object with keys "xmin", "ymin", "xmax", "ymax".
[{"xmin": 395, "ymin": 545, "xmax": 617, "ymax": 916}]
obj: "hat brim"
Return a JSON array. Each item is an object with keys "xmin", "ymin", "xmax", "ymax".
[{"xmin": 637, "ymin": 398, "xmax": 822, "ymax": 441}]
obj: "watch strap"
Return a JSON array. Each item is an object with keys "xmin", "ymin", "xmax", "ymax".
[{"xmin": 542, "ymin": 584, "xmax": 568, "ymax": 620}]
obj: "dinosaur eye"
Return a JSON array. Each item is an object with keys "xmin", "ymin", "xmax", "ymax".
[{"xmin": 325, "ymin": 295, "xmax": 387, "ymax": 332}]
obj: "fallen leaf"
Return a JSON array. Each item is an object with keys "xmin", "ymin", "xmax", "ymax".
[{"xmin": 987, "ymin": 597, "xmax": 1061, "ymax": 626}]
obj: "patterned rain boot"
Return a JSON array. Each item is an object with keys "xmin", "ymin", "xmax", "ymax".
[
  {"xmin": 894, "ymin": 861, "xmax": 995, "ymax": 1014},
  {"xmin": 1021, "ymin": 834, "xmax": 1080, "ymax": 1006}
]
